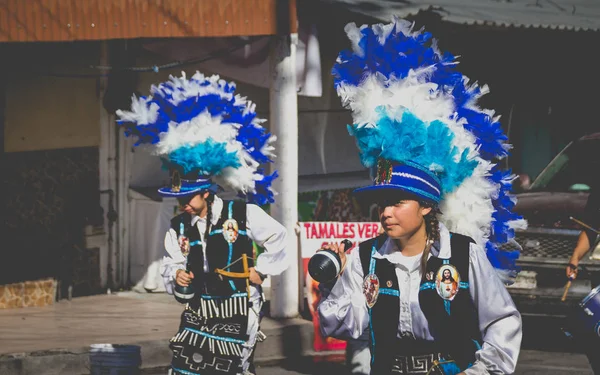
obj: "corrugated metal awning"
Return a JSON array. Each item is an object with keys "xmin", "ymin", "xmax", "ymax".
[
  {"xmin": 322, "ymin": 0, "xmax": 600, "ymax": 31},
  {"xmin": 0, "ymin": 0, "xmax": 288, "ymax": 42}
]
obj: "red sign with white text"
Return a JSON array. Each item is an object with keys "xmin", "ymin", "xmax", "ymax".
[
  {"xmin": 300, "ymin": 222, "xmax": 382, "ymax": 258},
  {"xmin": 300, "ymin": 222, "xmax": 381, "ymax": 352}
]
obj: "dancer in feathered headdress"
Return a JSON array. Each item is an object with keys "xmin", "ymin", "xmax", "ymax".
[
  {"xmin": 117, "ymin": 72, "xmax": 290, "ymax": 375},
  {"xmin": 117, "ymin": 71, "xmax": 278, "ymax": 205},
  {"xmin": 318, "ymin": 19, "xmax": 524, "ymax": 375}
]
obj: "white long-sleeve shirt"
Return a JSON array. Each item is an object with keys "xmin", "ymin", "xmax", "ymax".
[
  {"xmin": 318, "ymin": 223, "xmax": 522, "ymax": 375},
  {"xmin": 159, "ymin": 196, "xmax": 289, "ymax": 298}
]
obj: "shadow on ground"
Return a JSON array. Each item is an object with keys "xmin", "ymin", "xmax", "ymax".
[
  {"xmin": 258, "ymin": 354, "xmax": 347, "ymax": 373},
  {"xmin": 521, "ymin": 315, "xmax": 582, "ymax": 353}
]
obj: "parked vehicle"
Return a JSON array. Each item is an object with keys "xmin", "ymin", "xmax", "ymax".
[{"xmin": 509, "ymin": 133, "xmax": 600, "ymax": 317}]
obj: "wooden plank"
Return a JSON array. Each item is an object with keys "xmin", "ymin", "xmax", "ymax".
[{"xmin": 0, "ymin": 0, "xmax": 281, "ymax": 42}]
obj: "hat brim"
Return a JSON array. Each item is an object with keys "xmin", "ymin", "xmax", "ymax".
[
  {"xmin": 158, "ymin": 183, "xmax": 220, "ymax": 198},
  {"xmin": 353, "ymin": 184, "xmax": 439, "ymax": 204}
]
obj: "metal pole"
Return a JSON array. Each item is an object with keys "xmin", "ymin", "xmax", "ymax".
[
  {"xmin": 269, "ymin": 0, "xmax": 299, "ymax": 318},
  {"xmin": 98, "ymin": 41, "xmax": 118, "ymax": 291}
]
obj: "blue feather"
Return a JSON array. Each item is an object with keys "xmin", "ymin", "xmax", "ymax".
[
  {"xmin": 336, "ymin": 19, "xmax": 522, "ymax": 273},
  {"xmin": 333, "ymin": 25, "xmax": 454, "ymax": 89},
  {"xmin": 118, "ymin": 72, "xmax": 278, "ymax": 203},
  {"xmin": 486, "ymin": 241, "xmax": 520, "ymax": 272},
  {"xmin": 349, "ymin": 109, "xmax": 477, "ymax": 196},
  {"xmin": 236, "ymin": 123, "xmax": 273, "ymax": 164},
  {"xmin": 118, "ymin": 75, "xmax": 274, "ymax": 160},
  {"xmin": 168, "ymin": 139, "xmax": 241, "ymax": 175},
  {"xmin": 247, "ymin": 170, "xmax": 278, "ymax": 206},
  {"xmin": 333, "ymin": 20, "xmax": 511, "ymax": 162}
]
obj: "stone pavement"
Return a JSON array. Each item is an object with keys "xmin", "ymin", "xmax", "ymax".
[
  {"xmin": 0, "ymin": 291, "xmax": 314, "ymax": 375},
  {"xmin": 0, "ymin": 292, "xmax": 179, "ymax": 355}
]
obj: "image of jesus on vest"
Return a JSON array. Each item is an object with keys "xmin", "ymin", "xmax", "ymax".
[
  {"xmin": 224, "ymin": 219, "xmax": 240, "ymax": 243},
  {"xmin": 436, "ymin": 266, "xmax": 459, "ymax": 301},
  {"xmin": 178, "ymin": 235, "xmax": 190, "ymax": 257}
]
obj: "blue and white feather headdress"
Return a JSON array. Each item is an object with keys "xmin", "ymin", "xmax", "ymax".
[
  {"xmin": 335, "ymin": 19, "xmax": 526, "ymax": 282},
  {"xmin": 116, "ymin": 71, "xmax": 278, "ymax": 205}
]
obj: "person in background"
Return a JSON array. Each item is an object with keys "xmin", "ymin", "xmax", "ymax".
[
  {"xmin": 117, "ymin": 71, "xmax": 289, "ymax": 375},
  {"xmin": 566, "ymin": 189, "xmax": 600, "ymax": 281},
  {"xmin": 317, "ymin": 18, "xmax": 525, "ymax": 374},
  {"xmin": 566, "ymin": 188, "xmax": 600, "ymax": 374}
]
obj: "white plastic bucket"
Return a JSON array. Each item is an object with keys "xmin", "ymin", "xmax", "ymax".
[{"xmin": 89, "ymin": 344, "xmax": 141, "ymax": 375}]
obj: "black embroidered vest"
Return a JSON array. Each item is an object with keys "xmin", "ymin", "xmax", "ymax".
[
  {"xmin": 359, "ymin": 233, "xmax": 482, "ymax": 373},
  {"xmin": 169, "ymin": 200, "xmax": 254, "ymax": 297},
  {"xmin": 359, "ymin": 235, "xmax": 400, "ymax": 374},
  {"xmin": 169, "ymin": 201, "xmax": 255, "ymax": 375}
]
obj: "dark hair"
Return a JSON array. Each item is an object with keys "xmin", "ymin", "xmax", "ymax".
[
  {"xmin": 177, "ymin": 196, "xmax": 193, "ymax": 206},
  {"xmin": 420, "ymin": 201, "xmax": 441, "ymax": 274},
  {"xmin": 204, "ymin": 192, "xmax": 215, "ymax": 241}
]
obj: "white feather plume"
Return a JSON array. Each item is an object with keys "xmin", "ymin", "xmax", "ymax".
[{"xmin": 116, "ymin": 95, "xmax": 159, "ymax": 126}]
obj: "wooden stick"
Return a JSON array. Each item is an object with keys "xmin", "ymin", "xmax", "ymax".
[
  {"xmin": 570, "ymin": 217, "xmax": 600, "ymax": 234},
  {"xmin": 242, "ymin": 254, "xmax": 250, "ymax": 296},
  {"xmin": 561, "ymin": 280, "xmax": 572, "ymax": 302}
]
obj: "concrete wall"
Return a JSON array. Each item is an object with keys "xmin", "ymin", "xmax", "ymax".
[
  {"xmin": 1, "ymin": 42, "xmax": 103, "ymax": 295},
  {"xmin": 4, "ymin": 75, "xmax": 99, "ymax": 152},
  {"xmin": 3, "ymin": 42, "xmax": 101, "ymax": 153}
]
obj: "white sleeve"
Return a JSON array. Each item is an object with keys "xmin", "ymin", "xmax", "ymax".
[
  {"xmin": 159, "ymin": 228, "xmax": 187, "ymax": 295},
  {"xmin": 317, "ymin": 249, "xmax": 369, "ymax": 340},
  {"xmin": 246, "ymin": 204, "xmax": 289, "ymax": 276},
  {"xmin": 464, "ymin": 243, "xmax": 523, "ymax": 375}
]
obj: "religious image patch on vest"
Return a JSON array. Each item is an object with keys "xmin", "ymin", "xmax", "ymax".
[
  {"xmin": 178, "ymin": 235, "xmax": 190, "ymax": 257},
  {"xmin": 363, "ymin": 273, "xmax": 380, "ymax": 308},
  {"xmin": 222, "ymin": 219, "xmax": 239, "ymax": 243},
  {"xmin": 435, "ymin": 264, "xmax": 460, "ymax": 301}
]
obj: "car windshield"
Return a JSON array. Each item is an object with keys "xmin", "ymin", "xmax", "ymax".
[{"xmin": 530, "ymin": 138, "xmax": 600, "ymax": 192}]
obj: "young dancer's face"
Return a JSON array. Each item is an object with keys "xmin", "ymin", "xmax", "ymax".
[
  {"xmin": 378, "ymin": 198, "xmax": 431, "ymax": 240},
  {"xmin": 178, "ymin": 191, "xmax": 210, "ymax": 217}
]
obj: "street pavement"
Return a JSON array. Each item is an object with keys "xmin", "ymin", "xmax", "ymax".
[
  {"xmin": 145, "ymin": 313, "xmax": 597, "ymax": 374},
  {"xmin": 144, "ymin": 349, "xmax": 594, "ymax": 374},
  {"xmin": 1, "ymin": 292, "xmax": 595, "ymax": 375}
]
